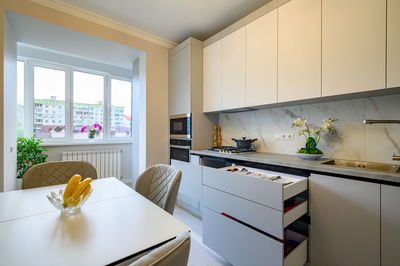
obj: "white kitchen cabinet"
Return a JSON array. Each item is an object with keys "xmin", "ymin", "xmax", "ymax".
[
  {"xmin": 277, "ymin": 0, "xmax": 321, "ymax": 102},
  {"xmin": 322, "ymin": 0, "xmax": 386, "ymax": 96},
  {"xmin": 169, "ymin": 44, "xmax": 191, "ymax": 116},
  {"xmin": 221, "ymin": 27, "xmax": 246, "ymax": 110},
  {"xmin": 246, "ymin": 10, "xmax": 278, "ymax": 107},
  {"xmin": 203, "ymin": 207, "xmax": 307, "ymax": 266},
  {"xmin": 202, "ymin": 165, "xmax": 308, "ymax": 266},
  {"xmin": 203, "ymin": 40, "xmax": 222, "ymax": 112},
  {"xmin": 309, "ymin": 174, "xmax": 380, "ymax": 266},
  {"xmin": 387, "ymin": 0, "xmax": 400, "ymax": 88},
  {"xmin": 171, "ymin": 159, "xmax": 202, "ymax": 215},
  {"xmin": 381, "ymin": 184, "xmax": 400, "ymax": 266}
]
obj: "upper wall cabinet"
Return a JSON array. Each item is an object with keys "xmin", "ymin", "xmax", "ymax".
[
  {"xmin": 203, "ymin": 40, "xmax": 222, "ymax": 112},
  {"xmin": 322, "ymin": 0, "xmax": 386, "ymax": 96},
  {"xmin": 387, "ymin": 0, "xmax": 400, "ymax": 88},
  {"xmin": 278, "ymin": 0, "xmax": 321, "ymax": 103},
  {"xmin": 169, "ymin": 45, "xmax": 191, "ymax": 115},
  {"xmin": 246, "ymin": 10, "xmax": 278, "ymax": 107},
  {"xmin": 221, "ymin": 28, "xmax": 246, "ymax": 110}
]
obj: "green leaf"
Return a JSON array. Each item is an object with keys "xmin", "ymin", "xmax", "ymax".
[{"xmin": 17, "ymin": 137, "xmax": 48, "ymax": 178}]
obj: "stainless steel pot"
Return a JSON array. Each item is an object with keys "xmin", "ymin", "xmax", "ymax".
[{"xmin": 232, "ymin": 137, "xmax": 257, "ymax": 149}]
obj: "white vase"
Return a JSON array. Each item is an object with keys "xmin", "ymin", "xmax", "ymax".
[{"xmin": 16, "ymin": 178, "xmax": 22, "ymax": 190}]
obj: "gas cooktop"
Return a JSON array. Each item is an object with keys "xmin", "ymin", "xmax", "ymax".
[{"xmin": 209, "ymin": 146, "xmax": 256, "ymax": 154}]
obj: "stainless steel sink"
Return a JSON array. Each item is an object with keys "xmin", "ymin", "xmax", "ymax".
[{"xmin": 322, "ymin": 159, "xmax": 400, "ymax": 174}]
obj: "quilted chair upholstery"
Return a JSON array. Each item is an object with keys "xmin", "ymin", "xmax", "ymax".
[
  {"xmin": 130, "ymin": 231, "xmax": 191, "ymax": 266},
  {"xmin": 22, "ymin": 161, "xmax": 97, "ymax": 189},
  {"xmin": 134, "ymin": 164, "xmax": 182, "ymax": 215}
]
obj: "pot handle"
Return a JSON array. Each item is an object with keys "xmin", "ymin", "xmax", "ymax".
[
  {"xmin": 231, "ymin": 138, "xmax": 237, "ymax": 142},
  {"xmin": 252, "ymin": 139, "xmax": 258, "ymax": 142}
]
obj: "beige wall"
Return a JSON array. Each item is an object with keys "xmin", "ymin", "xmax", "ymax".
[{"xmin": 0, "ymin": 0, "xmax": 170, "ymax": 190}]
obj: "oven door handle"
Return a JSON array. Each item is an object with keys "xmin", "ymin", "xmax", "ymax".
[{"xmin": 170, "ymin": 145, "xmax": 191, "ymax": 150}]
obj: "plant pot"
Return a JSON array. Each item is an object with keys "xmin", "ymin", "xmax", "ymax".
[
  {"xmin": 88, "ymin": 133, "xmax": 95, "ymax": 139},
  {"xmin": 16, "ymin": 178, "xmax": 22, "ymax": 190},
  {"xmin": 296, "ymin": 153, "xmax": 324, "ymax": 160}
]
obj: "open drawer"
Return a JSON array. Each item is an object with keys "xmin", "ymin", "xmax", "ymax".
[
  {"xmin": 203, "ymin": 207, "xmax": 307, "ymax": 266},
  {"xmin": 202, "ymin": 165, "xmax": 308, "ymax": 211},
  {"xmin": 202, "ymin": 185, "xmax": 307, "ymax": 239}
]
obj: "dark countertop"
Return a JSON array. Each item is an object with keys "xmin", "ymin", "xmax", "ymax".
[{"xmin": 190, "ymin": 150, "xmax": 400, "ymax": 184}]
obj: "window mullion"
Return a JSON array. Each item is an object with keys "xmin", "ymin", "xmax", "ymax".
[
  {"xmin": 66, "ymin": 67, "xmax": 73, "ymax": 142},
  {"xmin": 105, "ymin": 75, "xmax": 111, "ymax": 141},
  {"xmin": 25, "ymin": 59, "xmax": 33, "ymax": 138}
]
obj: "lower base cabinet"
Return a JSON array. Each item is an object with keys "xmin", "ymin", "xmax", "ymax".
[
  {"xmin": 202, "ymin": 165, "xmax": 308, "ymax": 266},
  {"xmin": 203, "ymin": 207, "xmax": 307, "ymax": 266},
  {"xmin": 381, "ymin": 184, "xmax": 400, "ymax": 266},
  {"xmin": 171, "ymin": 159, "xmax": 202, "ymax": 216},
  {"xmin": 309, "ymin": 174, "xmax": 380, "ymax": 266}
]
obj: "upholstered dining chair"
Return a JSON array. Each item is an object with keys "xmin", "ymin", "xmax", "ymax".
[
  {"xmin": 134, "ymin": 164, "xmax": 182, "ymax": 215},
  {"xmin": 22, "ymin": 161, "xmax": 97, "ymax": 189},
  {"xmin": 130, "ymin": 231, "xmax": 191, "ymax": 266}
]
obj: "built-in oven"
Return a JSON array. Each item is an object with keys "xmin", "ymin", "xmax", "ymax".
[
  {"xmin": 170, "ymin": 139, "xmax": 191, "ymax": 162},
  {"xmin": 170, "ymin": 113, "xmax": 191, "ymax": 139}
]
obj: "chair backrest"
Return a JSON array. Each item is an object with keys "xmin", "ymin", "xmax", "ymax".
[
  {"xmin": 130, "ymin": 231, "xmax": 191, "ymax": 266},
  {"xmin": 22, "ymin": 161, "xmax": 97, "ymax": 189},
  {"xmin": 134, "ymin": 164, "xmax": 182, "ymax": 215}
]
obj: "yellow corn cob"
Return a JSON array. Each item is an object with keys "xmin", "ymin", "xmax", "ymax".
[
  {"xmin": 72, "ymin": 184, "xmax": 91, "ymax": 206},
  {"xmin": 71, "ymin": 178, "xmax": 93, "ymax": 200},
  {"xmin": 63, "ymin": 175, "xmax": 82, "ymax": 202}
]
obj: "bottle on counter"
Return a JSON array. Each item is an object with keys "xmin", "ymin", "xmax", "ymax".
[
  {"xmin": 217, "ymin": 126, "xmax": 222, "ymax": 148},
  {"xmin": 213, "ymin": 126, "xmax": 218, "ymax": 148}
]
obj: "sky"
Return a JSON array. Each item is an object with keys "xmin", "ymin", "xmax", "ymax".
[{"xmin": 18, "ymin": 64, "xmax": 132, "ymax": 115}]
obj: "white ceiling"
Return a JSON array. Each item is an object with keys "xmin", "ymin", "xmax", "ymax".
[
  {"xmin": 7, "ymin": 12, "xmax": 143, "ymax": 69},
  {"xmin": 59, "ymin": 0, "xmax": 272, "ymax": 43}
]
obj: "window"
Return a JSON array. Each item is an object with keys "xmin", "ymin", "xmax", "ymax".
[
  {"xmin": 17, "ymin": 61, "xmax": 24, "ymax": 138},
  {"xmin": 17, "ymin": 58, "xmax": 133, "ymax": 143},
  {"xmin": 111, "ymin": 78, "xmax": 132, "ymax": 138},
  {"xmin": 33, "ymin": 66, "xmax": 66, "ymax": 139},
  {"xmin": 73, "ymin": 71, "xmax": 104, "ymax": 139}
]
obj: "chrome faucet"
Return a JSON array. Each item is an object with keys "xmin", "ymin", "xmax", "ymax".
[{"xmin": 363, "ymin": 120, "xmax": 400, "ymax": 161}]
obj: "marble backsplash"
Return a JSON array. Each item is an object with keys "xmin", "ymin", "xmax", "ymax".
[{"xmin": 219, "ymin": 94, "xmax": 400, "ymax": 164}]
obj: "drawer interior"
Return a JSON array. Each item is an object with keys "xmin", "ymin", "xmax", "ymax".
[{"xmin": 220, "ymin": 165, "xmax": 306, "ymax": 186}]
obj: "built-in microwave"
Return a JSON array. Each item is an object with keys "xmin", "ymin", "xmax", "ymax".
[{"xmin": 170, "ymin": 113, "xmax": 191, "ymax": 139}]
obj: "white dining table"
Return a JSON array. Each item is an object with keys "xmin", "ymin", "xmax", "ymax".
[{"xmin": 0, "ymin": 177, "xmax": 190, "ymax": 266}]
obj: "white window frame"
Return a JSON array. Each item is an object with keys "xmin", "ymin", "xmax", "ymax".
[
  {"xmin": 109, "ymin": 75, "xmax": 133, "ymax": 141},
  {"xmin": 17, "ymin": 57, "xmax": 133, "ymax": 145}
]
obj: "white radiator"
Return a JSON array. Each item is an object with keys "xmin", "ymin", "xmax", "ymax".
[{"xmin": 61, "ymin": 150, "xmax": 122, "ymax": 179}]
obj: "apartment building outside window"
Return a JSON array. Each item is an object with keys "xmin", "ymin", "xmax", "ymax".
[{"xmin": 17, "ymin": 59, "xmax": 133, "ymax": 143}]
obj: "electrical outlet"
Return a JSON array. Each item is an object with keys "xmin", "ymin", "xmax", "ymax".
[{"xmin": 276, "ymin": 133, "xmax": 295, "ymax": 141}]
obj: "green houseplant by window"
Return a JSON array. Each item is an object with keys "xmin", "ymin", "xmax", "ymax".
[{"xmin": 17, "ymin": 137, "xmax": 48, "ymax": 179}]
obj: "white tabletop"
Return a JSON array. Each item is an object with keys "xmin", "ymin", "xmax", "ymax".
[{"xmin": 0, "ymin": 178, "xmax": 190, "ymax": 266}]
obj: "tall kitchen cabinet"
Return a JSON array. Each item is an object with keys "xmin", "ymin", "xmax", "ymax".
[
  {"xmin": 169, "ymin": 38, "xmax": 218, "ymax": 217},
  {"xmin": 245, "ymin": 9, "xmax": 278, "ymax": 106},
  {"xmin": 309, "ymin": 174, "xmax": 380, "ymax": 266},
  {"xmin": 387, "ymin": 0, "xmax": 400, "ymax": 88},
  {"xmin": 322, "ymin": 0, "xmax": 386, "ymax": 96},
  {"xmin": 203, "ymin": 40, "xmax": 222, "ymax": 112},
  {"xmin": 277, "ymin": 0, "xmax": 321, "ymax": 103},
  {"xmin": 381, "ymin": 185, "xmax": 400, "ymax": 266}
]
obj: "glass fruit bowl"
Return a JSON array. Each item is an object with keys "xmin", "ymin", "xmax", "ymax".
[{"xmin": 47, "ymin": 189, "xmax": 93, "ymax": 216}]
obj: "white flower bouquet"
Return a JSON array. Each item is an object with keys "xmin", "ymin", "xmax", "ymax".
[{"xmin": 292, "ymin": 118, "xmax": 337, "ymax": 155}]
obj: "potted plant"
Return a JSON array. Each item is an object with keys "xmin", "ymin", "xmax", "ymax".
[
  {"xmin": 81, "ymin": 123, "xmax": 102, "ymax": 139},
  {"xmin": 17, "ymin": 137, "xmax": 48, "ymax": 187},
  {"xmin": 292, "ymin": 117, "xmax": 338, "ymax": 160}
]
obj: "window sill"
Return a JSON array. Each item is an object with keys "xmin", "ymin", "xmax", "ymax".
[{"xmin": 40, "ymin": 140, "xmax": 133, "ymax": 147}]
